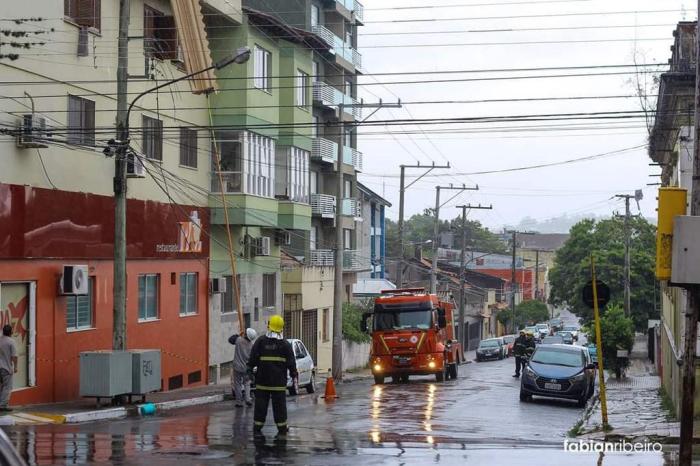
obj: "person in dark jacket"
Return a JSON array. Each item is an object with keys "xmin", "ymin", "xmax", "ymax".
[
  {"xmin": 512, "ymin": 330, "xmax": 527, "ymax": 378},
  {"xmin": 229, "ymin": 328, "xmax": 257, "ymax": 407},
  {"xmin": 247, "ymin": 315, "xmax": 297, "ymax": 435}
]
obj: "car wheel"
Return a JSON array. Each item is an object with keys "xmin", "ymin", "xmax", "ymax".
[
  {"xmin": 519, "ymin": 390, "xmax": 530, "ymax": 402},
  {"xmin": 400, "ymin": 375, "xmax": 409, "ymax": 383},
  {"xmin": 577, "ymin": 395, "xmax": 587, "ymax": 408},
  {"xmin": 373, "ymin": 374, "xmax": 384, "ymax": 385},
  {"xmin": 498, "ymin": 353, "xmax": 504, "ymax": 360},
  {"xmin": 305, "ymin": 373, "xmax": 316, "ymax": 394},
  {"xmin": 436, "ymin": 367, "xmax": 446, "ymax": 382}
]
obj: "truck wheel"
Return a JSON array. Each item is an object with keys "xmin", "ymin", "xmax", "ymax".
[
  {"xmin": 400, "ymin": 375, "xmax": 409, "ymax": 383},
  {"xmin": 373, "ymin": 374, "xmax": 384, "ymax": 385},
  {"xmin": 305, "ymin": 373, "xmax": 316, "ymax": 394}
]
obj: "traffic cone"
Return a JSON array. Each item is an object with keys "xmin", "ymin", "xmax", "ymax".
[{"xmin": 322, "ymin": 371, "xmax": 338, "ymax": 401}]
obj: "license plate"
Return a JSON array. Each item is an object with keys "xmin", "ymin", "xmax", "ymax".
[
  {"xmin": 398, "ymin": 358, "xmax": 411, "ymax": 365},
  {"xmin": 544, "ymin": 383, "xmax": 562, "ymax": 390}
]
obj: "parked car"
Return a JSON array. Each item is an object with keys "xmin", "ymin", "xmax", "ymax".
[
  {"xmin": 536, "ymin": 323, "xmax": 551, "ymax": 339},
  {"xmin": 556, "ymin": 331, "xmax": 574, "ymax": 345},
  {"xmin": 542, "ymin": 335, "xmax": 564, "ymax": 345},
  {"xmin": 549, "ymin": 317, "xmax": 563, "ymax": 332},
  {"xmin": 503, "ymin": 335, "xmax": 516, "ymax": 356},
  {"xmin": 587, "ymin": 344, "xmax": 598, "ymax": 364},
  {"xmin": 286, "ymin": 339, "xmax": 316, "ymax": 395},
  {"xmin": 476, "ymin": 338, "xmax": 506, "ymax": 361},
  {"xmin": 562, "ymin": 325, "xmax": 579, "ymax": 341},
  {"xmin": 524, "ymin": 326, "xmax": 540, "ymax": 342},
  {"xmin": 520, "ymin": 344, "xmax": 596, "ymax": 407}
]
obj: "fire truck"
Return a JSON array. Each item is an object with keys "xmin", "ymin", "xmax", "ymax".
[{"xmin": 361, "ymin": 288, "xmax": 463, "ymax": 384}]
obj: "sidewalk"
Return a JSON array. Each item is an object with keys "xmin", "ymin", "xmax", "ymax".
[{"xmin": 576, "ymin": 334, "xmax": 699, "ymax": 443}]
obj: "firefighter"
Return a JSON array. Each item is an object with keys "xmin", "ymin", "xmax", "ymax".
[
  {"xmin": 524, "ymin": 331, "xmax": 536, "ymax": 359},
  {"xmin": 228, "ymin": 328, "xmax": 257, "ymax": 407},
  {"xmin": 247, "ymin": 314, "xmax": 297, "ymax": 435},
  {"xmin": 512, "ymin": 330, "xmax": 528, "ymax": 378}
]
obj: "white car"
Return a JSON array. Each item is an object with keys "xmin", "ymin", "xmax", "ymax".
[
  {"xmin": 286, "ymin": 338, "xmax": 316, "ymax": 395},
  {"xmin": 562, "ymin": 325, "xmax": 579, "ymax": 341},
  {"xmin": 536, "ymin": 323, "xmax": 551, "ymax": 340}
]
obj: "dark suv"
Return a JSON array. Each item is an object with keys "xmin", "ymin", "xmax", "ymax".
[{"xmin": 519, "ymin": 344, "xmax": 595, "ymax": 407}]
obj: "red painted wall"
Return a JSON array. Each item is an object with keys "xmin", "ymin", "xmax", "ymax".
[{"xmin": 474, "ymin": 269, "xmax": 535, "ymax": 301}]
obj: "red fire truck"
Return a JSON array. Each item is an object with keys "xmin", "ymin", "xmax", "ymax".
[{"xmin": 361, "ymin": 288, "xmax": 463, "ymax": 384}]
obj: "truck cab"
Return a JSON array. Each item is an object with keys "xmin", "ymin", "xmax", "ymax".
[{"xmin": 361, "ymin": 288, "xmax": 463, "ymax": 384}]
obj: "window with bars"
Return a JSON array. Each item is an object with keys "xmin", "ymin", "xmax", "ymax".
[
  {"xmin": 64, "ymin": 0, "xmax": 101, "ymax": 31},
  {"xmin": 253, "ymin": 45, "xmax": 272, "ymax": 92},
  {"xmin": 296, "ymin": 70, "xmax": 309, "ymax": 108},
  {"xmin": 143, "ymin": 5, "xmax": 178, "ymax": 61},
  {"xmin": 67, "ymin": 95, "xmax": 95, "ymax": 146},
  {"xmin": 138, "ymin": 274, "xmax": 159, "ymax": 321},
  {"xmin": 262, "ymin": 273, "xmax": 276, "ymax": 308},
  {"xmin": 222, "ymin": 275, "xmax": 241, "ymax": 314},
  {"xmin": 179, "ymin": 127, "xmax": 197, "ymax": 168},
  {"xmin": 66, "ymin": 277, "xmax": 94, "ymax": 330},
  {"xmin": 179, "ymin": 272, "xmax": 197, "ymax": 316},
  {"xmin": 142, "ymin": 115, "xmax": 163, "ymax": 160}
]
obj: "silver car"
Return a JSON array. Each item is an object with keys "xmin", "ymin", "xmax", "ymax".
[{"xmin": 287, "ymin": 338, "xmax": 316, "ymax": 395}]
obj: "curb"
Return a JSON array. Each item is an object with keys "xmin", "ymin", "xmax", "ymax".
[
  {"xmin": 150, "ymin": 394, "xmax": 225, "ymax": 412},
  {"xmin": 64, "ymin": 407, "xmax": 127, "ymax": 424}
]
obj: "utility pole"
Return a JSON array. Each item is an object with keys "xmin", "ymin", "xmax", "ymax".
[
  {"xmin": 430, "ymin": 184, "xmax": 478, "ymax": 294},
  {"xmin": 679, "ymin": 12, "xmax": 700, "ymax": 464},
  {"xmin": 113, "ymin": 0, "xmax": 130, "ymax": 351},
  {"xmin": 333, "ymin": 100, "xmax": 401, "ymax": 382},
  {"xmin": 535, "ymin": 249, "xmax": 540, "ymax": 302},
  {"xmin": 397, "ymin": 163, "xmax": 450, "ymax": 288},
  {"xmin": 456, "ymin": 204, "xmax": 492, "ymax": 350},
  {"xmin": 511, "ymin": 231, "xmax": 517, "ymax": 333},
  {"xmin": 615, "ymin": 194, "xmax": 633, "ymax": 317}
]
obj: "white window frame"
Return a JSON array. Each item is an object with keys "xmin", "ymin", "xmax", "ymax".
[
  {"xmin": 310, "ymin": 171, "xmax": 318, "ymax": 194},
  {"xmin": 310, "ymin": 226, "xmax": 318, "ymax": 250},
  {"xmin": 254, "ymin": 44, "xmax": 271, "ymax": 92},
  {"xmin": 138, "ymin": 274, "xmax": 159, "ymax": 321},
  {"xmin": 288, "ymin": 147, "xmax": 309, "ymax": 203},
  {"xmin": 311, "ymin": 4, "xmax": 319, "ymax": 28},
  {"xmin": 179, "ymin": 272, "xmax": 198, "ymax": 316},
  {"xmin": 296, "ymin": 69, "xmax": 309, "ymax": 108},
  {"xmin": 344, "ymin": 228, "xmax": 352, "ymax": 250},
  {"xmin": 66, "ymin": 277, "xmax": 94, "ymax": 331}
]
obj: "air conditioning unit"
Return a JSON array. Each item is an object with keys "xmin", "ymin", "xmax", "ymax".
[
  {"xmin": 59, "ymin": 265, "xmax": 89, "ymax": 295},
  {"xmin": 257, "ymin": 236, "xmax": 272, "ymax": 256},
  {"xmin": 16, "ymin": 114, "xmax": 49, "ymax": 149},
  {"xmin": 126, "ymin": 151, "xmax": 146, "ymax": 178},
  {"xmin": 210, "ymin": 277, "xmax": 227, "ymax": 294}
]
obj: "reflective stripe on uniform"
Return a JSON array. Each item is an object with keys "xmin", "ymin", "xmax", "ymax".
[
  {"xmin": 254, "ymin": 421, "xmax": 265, "ymax": 426},
  {"xmin": 256, "ymin": 384, "xmax": 287, "ymax": 391},
  {"xmin": 276, "ymin": 422, "xmax": 287, "ymax": 427},
  {"xmin": 260, "ymin": 356, "xmax": 287, "ymax": 363}
]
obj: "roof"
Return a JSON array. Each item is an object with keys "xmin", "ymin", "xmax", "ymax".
[
  {"xmin": 353, "ymin": 278, "xmax": 396, "ymax": 296},
  {"xmin": 243, "ymin": 7, "xmax": 330, "ymax": 52},
  {"xmin": 357, "ymin": 182, "xmax": 392, "ymax": 207},
  {"xmin": 516, "ymin": 233, "xmax": 569, "ymax": 251}
]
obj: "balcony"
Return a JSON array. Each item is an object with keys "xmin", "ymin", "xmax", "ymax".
[
  {"xmin": 310, "ymin": 249, "xmax": 334, "ymax": 267},
  {"xmin": 311, "ymin": 24, "xmax": 362, "ymax": 70},
  {"xmin": 313, "ymin": 82, "xmax": 362, "ymax": 119},
  {"xmin": 354, "ymin": 0, "xmax": 364, "ymax": 23},
  {"xmin": 341, "ymin": 198, "xmax": 362, "ymax": 221},
  {"xmin": 311, "ymin": 193, "xmax": 336, "ymax": 218},
  {"xmin": 343, "ymin": 249, "xmax": 370, "ymax": 271},
  {"xmin": 342, "ymin": 145, "xmax": 363, "ymax": 172},
  {"xmin": 312, "ymin": 138, "xmax": 338, "ymax": 164},
  {"xmin": 211, "ymin": 171, "xmax": 242, "ymax": 193}
]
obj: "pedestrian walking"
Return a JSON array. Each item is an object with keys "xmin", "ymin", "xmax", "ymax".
[
  {"xmin": 512, "ymin": 329, "xmax": 527, "ymax": 378},
  {"xmin": 247, "ymin": 315, "xmax": 297, "ymax": 435},
  {"xmin": 0, "ymin": 325, "xmax": 17, "ymax": 411},
  {"xmin": 229, "ymin": 328, "xmax": 257, "ymax": 407}
]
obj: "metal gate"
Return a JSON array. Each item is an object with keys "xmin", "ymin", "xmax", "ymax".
[
  {"xmin": 301, "ymin": 310, "xmax": 318, "ymax": 363},
  {"xmin": 468, "ymin": 322, "xmax": 481, "ymax": 351}
]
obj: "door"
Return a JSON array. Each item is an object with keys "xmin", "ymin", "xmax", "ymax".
[
  {"xmin": 301, "ymin": 309, "xmax": 318, "ymax": 365},
  {"xmin": 0, "ymin": 282, "xmax": 33, "ymax": 389}
]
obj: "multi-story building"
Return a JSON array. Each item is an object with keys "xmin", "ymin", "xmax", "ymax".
[
  {"xmin": 0, "ymin": 0, "xmax": 229, "ymax": 403},
  {"xmin": 515, "ymin": 233, "xmax": 569, "ymax": 302},
  {"xmin": 357, "ymin": 182, "xmax": 391, "ymax": 280},
  {"xmin": 648, "ymin": 22, "xmax": 699, "ymax": 417}
]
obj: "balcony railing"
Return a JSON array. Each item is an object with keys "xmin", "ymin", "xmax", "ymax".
[
  {"xmin": 354, "ymin": 0, "xmax": 364, "ymax": 23},
  {"xmin": 312, "ymin": 138, "xmax": 338, "ymax": 164},
  {"xmin": 310, "ymin": 249, "xmax": 334, "ymax": 267},
  {"xmin": 311, "ymin": 193, "xmax": 336, "ymax": 218},
  {"xmin": 313, "ymin": 82, "xmax": 362, "ymax": 119},
  {"xmin": 342, "ymin": 145, "xmax": 363, "ymax": 172},
  {"xmin": 341, "ymin": 198, "xmax": 362, "ymax": 220},
  {"xmin": 343, "ymin": 249, "xmax": 370, "ymax": 271},
  {"xmin": 311, "ymin": 24, "xmax": 362, "ymax": 70}
]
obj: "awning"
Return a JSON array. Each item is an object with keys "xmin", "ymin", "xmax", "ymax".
[{"xmin": 170, "ymin": 0, "xmax": 217, "ymax": 94}]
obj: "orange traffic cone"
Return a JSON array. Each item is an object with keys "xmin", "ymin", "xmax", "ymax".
[{"xmin": 322, "ymin": 371, "xmax": 338, "ymax": 401}]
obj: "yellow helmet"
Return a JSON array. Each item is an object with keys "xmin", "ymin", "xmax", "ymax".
[{"xmin": 268, "ymin": 315, "xmax": 284, "ymax": 333}]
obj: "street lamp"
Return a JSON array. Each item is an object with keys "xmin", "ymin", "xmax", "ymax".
[{"xmin": 111, "ymin": 46, "xmax": 251, "ymax": 351}]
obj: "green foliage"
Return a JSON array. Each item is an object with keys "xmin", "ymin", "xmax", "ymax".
[
  {"xmin": 548, "ymin": 216, "xmax": 657, "ymax": 330},
  {"xmin": 497, "ymin": 300, "xmax": 550, "ymax": 330},
  {"xmin": 585, "ymin": 304, "xmax": 635, "ymax": 374},
  {"xmin": 342, "ymin": 301, "xmax": 371, "ymax": 344}
]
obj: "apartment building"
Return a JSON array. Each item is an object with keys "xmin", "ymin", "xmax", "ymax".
[{"xmin": 0, "ymin": 0, "xmax": 230, "ymax": 403}]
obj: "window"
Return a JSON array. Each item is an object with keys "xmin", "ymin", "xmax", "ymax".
[
  {"xmin": 64, "ymin": 0, "xmax": 101, "ymax": 31},
  {"xmin": 213, "ymin": 131, "xmax": 275, "ymax": 197},
  {"xmin": 253, "ymin": 45, "xmax": 272, "ymax": 92},
  {"xmin": 138, "ymin": 274, "xmax": 159, "ymax": 321},
  {"xmin": 287, "ymin": 147, "xmax": 309, "ymax": 203},
  {"xmin": 67, "ymin": 277, "xmax": 94, "ymax": 330},
  {"xmin": 222, "ymin": 274, "xmax": 241, "ymax": 314},
  {"xmin": 311, "ymin": 115, "xmax": 319, "ymax": 138},
  {"xmin": 179, "ymin": 272, "xmax": 197, "ymax": 316},
  {"xmin": 345, "ymin": 78, "xmax": 352, "ymax": 96},
  {"xmin": 67, "ymin": 95, "xmax": 95, "ymax": 146},
  {"xmin": 312, "ymin": 61, "xmax": 319, "ymax": 80},
  {"xmin": 179, "ymin": 127, "xmax": 197, "ymax": 168},
  {"xmin": 344, "ymin": 179, "xmax": 352, "ymax": 198},
  {"xmin": 310, "ymin": 171, "xmax": 318, "ymax": 194},
  {"xmin": 310, "ymin": 226, "xmax": 318, "ymax": 250},
  {"xmin": 322, "ymin": 308, "xmax": 329, "ymax": 342},
  {"xmin": 296, "ymin": 70, "xmax": 309, "ymax": 108},
  {"xmin": 343, "ymin": 229, "xmax": 352, "ymax": 250},
  {"xmin": 143, "ymin": 115, "xmax": 163, "ymax": 161},
  {"xmin": 263, "ymin": 273, "xmax": 276, "ymax": 307},
  {"xmin": 144, "ymin": 5, "xmax": 178, "ymax": 60},
  {"xmin": 311, "ymin": 4, "xmax": 319, "ymax": 28}
]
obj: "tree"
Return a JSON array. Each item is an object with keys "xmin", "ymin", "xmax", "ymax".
[
  {"xmin": 585, "ymin": 304, "xmax": 635, "ymax": 377},
  {"xmin": 498, "ymin": 299, "xmax": 550, "ymax": 331},
  {"xmin": 548, "ymin": 216, "xmax": 657, "ymax": 330}
]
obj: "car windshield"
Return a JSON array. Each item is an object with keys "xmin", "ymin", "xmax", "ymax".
[
  {"xmin": 536, "ymin": 324, "xmax": 548, "ymax": 329},
  {"xmin": 503, "ymin": 336, "xmax": 515, "ymax": 343},
  {"xmin": 531, "ymin": 348, "xmax": 584, "ymax": 367},
  {"xmin": 373, "ymin": 301, "xmax": 433, "ymax": 330},
  {"xmin": 525, "ymin": 327, "xmax": 537, "ymax": 333},
  {"xmin": 479, "ymin": 340, "xmax": 499, "ymax": 348},
  {"xmin": 543, "ymin": 337, "xmax": 563, "ymax": 343},
  {"xmin": 563, "ymin": 326, "xmax": 577, "ymax": 331}
]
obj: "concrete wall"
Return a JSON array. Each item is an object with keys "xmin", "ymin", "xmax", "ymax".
[{"xmin": 343, "ymin": 340, "xmax": 370, "ymax": 371}]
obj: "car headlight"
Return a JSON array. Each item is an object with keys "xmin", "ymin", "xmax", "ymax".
[
  {"xmin": 524, "ymin": 366, "xmax": 536, "ymax": 378},
  {"xmin": 570, "ymin": 372, "xmax": 586, "ymax": 382}
]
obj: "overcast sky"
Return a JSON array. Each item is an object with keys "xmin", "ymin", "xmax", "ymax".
[{"xmin": 356, "ymin": 0, "xmax": 695, "ymax": 231}]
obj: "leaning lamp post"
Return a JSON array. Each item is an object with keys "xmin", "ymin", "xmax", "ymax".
[{"xmin": 111, "ymin": 46, "xmax": 251, "ymax": 352}]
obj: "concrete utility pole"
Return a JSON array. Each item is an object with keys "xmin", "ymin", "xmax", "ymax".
[
  {"xmin": 333, "ymin": 100, "xmax": 401, "ymax": 382},
  {"xmin": 615, "ymin": 194, "xmax": 634, "ymax": 317},
  {"xmin": 397, "ymin": 163, "xmax": 450, "ymax": 288},
  {"xmin": 679, "ymin": 13, "xmax": 700, "ymax": 464},
  {"xmin": 456, "ymin": 204, "xmax": 492, "ymax": 350},
  {"xmin": 535, "ymin": 249, "xmax": 540, "ymax": 301},
  {"xmin": 510, "ymin": 231, "xmax": 517, "ymax": 333},
  {"xmin": 113, "ymin": 0, "xmax": 130, "ymax": 351},
  {"xmin": 430, "ymin": 184, "xmax": 478, "ymax": 294}
]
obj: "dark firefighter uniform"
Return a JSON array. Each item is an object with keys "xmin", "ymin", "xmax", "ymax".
[
  {"xmin": 513, "ymin": 331, "xmax": 528, "ymax": 377},
  {"xmin": 247, "ymin": 332, "xmax": 297, "ymax": 433}
]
